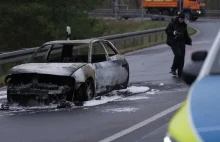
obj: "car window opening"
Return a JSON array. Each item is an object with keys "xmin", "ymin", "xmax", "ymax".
[
  {"xmin": 92, "ymin": 42, "xmax": 108, "ymax": 63},
  {"xmin": 28, "ymin": 43, "xmax": 90, "ymax": 63},
  {"xmin": 27, "ymin": 41, "xmax": 119, "ymax": 64}
]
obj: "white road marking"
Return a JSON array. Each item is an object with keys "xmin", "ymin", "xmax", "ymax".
[
  {"xmin": 192, "ymin": 40, "xmax": 212, "ymax": 45},
  {"xmin": 98, "ymin": 102, "xmax": 183, "ymax": 142},
  {"xmin": 135, "ymin": 123, "xmax": 168, "ymax": 142}
]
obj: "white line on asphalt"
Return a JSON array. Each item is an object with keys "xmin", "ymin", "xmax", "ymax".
[
  {"xmin": 135, "ymin": 123, "xmax": 168, "ymax": 142},
  {"xmin": 98, "ymin": 102, "xmax": 183, "ymax": 142},
  {"xmin": 192, "ymin": 40, "xmax": 212, "ymax": 45}
]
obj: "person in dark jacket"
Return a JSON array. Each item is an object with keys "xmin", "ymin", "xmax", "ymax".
[{"xmin": 165, "ymin": 12, "xmax": 192, "ymax": 77}]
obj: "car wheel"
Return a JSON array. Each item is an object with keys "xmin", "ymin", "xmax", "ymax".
[
  {"xmin": 7, "ymin": 89, "xmax": 17, "ymax": 103},
  {"xmin": 125, "ymin": 65, "xmax": 130, "ymax": 89},
  {"xmin": 84, "ymin": 79, "xmax": 95, "ymax": 101},
  {"xmin": 7, "ymin": 90, "xmax": 12, "ymax": 103},
  {"xmin": 74, "ymin": 79, "xmax": 95, "ymax": 106}
]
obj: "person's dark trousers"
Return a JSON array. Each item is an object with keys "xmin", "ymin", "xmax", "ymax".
[
  {"xmin": 170, "ymin": 43, "xmax": 185, "ymax": 76},
  {"xmin": 170, "ymin": 43, "xmax": 181, "ymax": 72},
  {"xmin": 177, "ymin": 43, "xmax": 186, "ymax": 76}
]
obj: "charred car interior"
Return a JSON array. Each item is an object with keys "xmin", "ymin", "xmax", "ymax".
[{"xmin": 4, "ymin": 39, "xmax": 129, "ymax": 108}]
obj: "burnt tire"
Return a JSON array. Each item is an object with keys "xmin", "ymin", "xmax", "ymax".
[
  {"xmin": 6, "ymin": 89, "xmax": 17, "ymax": 104},
  {"xmin": 7, "ymin": 90, "xmax": 11, "ymax": 103},
  {"xmin": 74, "ymin": 79, "xmax": 95, "ymax": 106},
  {"xmin": 84, "ymin": 79, "xmax": 95, "ymax": 101}
]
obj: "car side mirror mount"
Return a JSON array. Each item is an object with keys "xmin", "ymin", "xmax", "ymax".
[
  {"xmin": 182, "ymin": 50, "xmax": 207, "ymax": 85},
  {"xmin": 191, "ymin": 50, "xmax": 207, "ymax": 62}
]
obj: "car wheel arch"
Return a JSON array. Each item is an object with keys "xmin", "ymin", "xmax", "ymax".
[{"xmin": 71, "ymin": 64, "xmax": 95, "ymax": 83}]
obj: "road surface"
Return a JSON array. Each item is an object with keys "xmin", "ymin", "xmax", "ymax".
[{"xmin": 0, "ymin": 19, "xmax": 219, "ymax": 142}]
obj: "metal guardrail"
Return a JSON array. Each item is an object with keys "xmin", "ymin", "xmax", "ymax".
[
  {"xmin": 204, "ymin": 10, "xmax": 220, "ymax": 17},
  {"xmin": 0, "ymin": 28, "xmax": 166, "ymax": 76}
]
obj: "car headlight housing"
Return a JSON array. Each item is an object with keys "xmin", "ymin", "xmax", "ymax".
[{"xmin": 164, "ymin": 133, "xmax": 178, "ymax": 142}]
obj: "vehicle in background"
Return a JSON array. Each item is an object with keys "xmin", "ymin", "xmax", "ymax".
[
  {"xmin": 199, "ymin": 0, "xmax": 206, "ymax": 16},
  {"xmin": 164, "ymin": 29, "xmax": 220, "ymax": 142},
  {"xmin": 140, "ymin": 0, "xmax": 204, "ymax": 21}
]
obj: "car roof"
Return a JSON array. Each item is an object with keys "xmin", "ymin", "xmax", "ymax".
[{"xmin": 43, "ymin": 39, "xmax": 104, "ymax": 45}]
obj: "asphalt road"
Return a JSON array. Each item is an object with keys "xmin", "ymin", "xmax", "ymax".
[{"xmin": 0, "ymin": 19, "xmax": 220, "ymax": 142}]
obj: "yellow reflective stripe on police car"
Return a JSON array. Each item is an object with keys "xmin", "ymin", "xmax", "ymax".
[{"xmin": 168, "ymin": 101, "xmax": 199, "ymax": 142}]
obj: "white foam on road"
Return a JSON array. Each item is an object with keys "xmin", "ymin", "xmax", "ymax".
[
  {"xmin": 9, "ymin": 104, "xmax": 58, "ymax": 111},
  {"xmin": 0, "ymin": 91, "xmax": 6, "ymax": 95},
  {"xmin": 119, "ymin": 86, "xmax": 150, "ymax": 94},
  {"xmin": 103, "ymin": 107, "xmax": 139, "ymax": 113},
  {"xmin": 84, "ymin": 86, "xmax": 150, "ymax": 107},
  {"xmin": 0, "ymin": 91, "xmax": 7, "ymax": 100},
  {"xmin": 84, "ymin": 96, "xmax": 122, "ymax": 107},
  {"xmin": 116, "ymin": 96, "xmax": 149, "ymax": 101},
  {"xmin": 159, "ymin": 83, "xmax": 164, "ymax": 86},
  {"xmin": 0, "ymin": 95, "xmax": 7, "ymax": 99},
  {"xmin": 146, "ymin": 89, "xmax": 160, "ymax": 95}
]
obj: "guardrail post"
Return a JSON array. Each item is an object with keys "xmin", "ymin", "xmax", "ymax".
[
  {"xmin": 123, "ymin": 39, "xmax": 127, "ymax": 48},
  {"xmin": 78, "ymin": 49, "xmax": 80, "ymax": 55},
  {"xmin": 132, "ymin": 38, "xmax": 135, "ymax": 47},
  {"xmin": 0, "ymin": 65, "xmax": 3, "ymax": 76},
  {"xmin": 155, "ymin": 33, "xmax": 158, "ymax": 42},
  {"xmin": 141, "ymin": 37, "xmax": 144, "ymax": 45},
  {"xmin": 161, "ymin": 32, "xmax": 164, "ymax": 41},
  {"xmin": 149, "ymin": 35, "xmax": 151, "ymax": 44}
]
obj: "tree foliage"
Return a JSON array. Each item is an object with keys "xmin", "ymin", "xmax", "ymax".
[{"xmin": 0, "ymin": 0, "xmax": 106, "ymax": 51}]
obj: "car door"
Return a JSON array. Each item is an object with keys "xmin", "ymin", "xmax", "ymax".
[
  {"xmin": 91, "ymin": 41, "xmax": 110, "ymax": 94},
  {"xmin": 91, "ymin": 41, "xmax": 129, "ymax": 94},
  {"xmin": 101, "ymin": 41, "xmax": 129, "ymax": 90}
]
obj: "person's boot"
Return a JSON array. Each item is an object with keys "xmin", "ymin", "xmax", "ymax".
[
  {"xmin": 170, "ymin": 70, "xmax": 177, "ymax": 75},
  {"xmin": 178, "ymin": 69, "xmax": 182, "ymax": 78}
]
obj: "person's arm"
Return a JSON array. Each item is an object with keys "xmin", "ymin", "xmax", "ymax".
[{"xmin": 165, "ymin": 22, "xmax": 175, "ymax": 36}]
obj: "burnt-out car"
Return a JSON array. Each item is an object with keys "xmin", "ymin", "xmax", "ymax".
[{"xmin": 4, "ymin": 39, "xmax": 129, "ymax": 106}]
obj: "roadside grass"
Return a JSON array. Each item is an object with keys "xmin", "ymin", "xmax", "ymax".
[
  {"xmin": 0, "ymin": 20, "xmax": 197, "ymax": 86},
  {"xmin": 101, "ymin": 19, "xmax": 196, "ymax": 36},
  {"xmin": 0, "ymin": 75, "xmax": 5, "ymax": 86},
  {"xmin": 101, "ymin": 19, "xmax": 168, "ymax": 35}
]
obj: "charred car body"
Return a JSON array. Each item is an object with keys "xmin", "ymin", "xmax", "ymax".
[{"xmin": 4, "ymin": 39, "xmax": 129, "ymax": 106}]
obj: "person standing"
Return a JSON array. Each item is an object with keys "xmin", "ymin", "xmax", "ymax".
[{"xmin": 165, "ymin": 12, "xmax": 192, "ymax": 77}]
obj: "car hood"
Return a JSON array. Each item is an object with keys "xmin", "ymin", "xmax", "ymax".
[{"xmin": 8, "ymin": 63, "xmax": 87, "ymax": 76}]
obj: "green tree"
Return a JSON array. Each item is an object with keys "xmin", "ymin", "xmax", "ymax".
[{"xmin": 0, "ymin": 0, "xmax": 105, "ymax": 51}]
